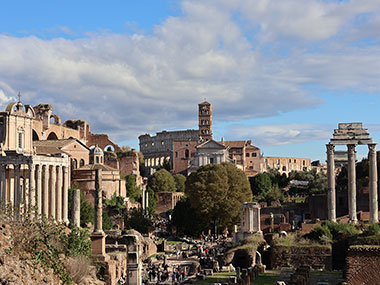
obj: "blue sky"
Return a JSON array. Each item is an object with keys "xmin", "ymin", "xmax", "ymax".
[{"xmin": 1, "ymin": 0, "xmax": 380, "ymax": 162}]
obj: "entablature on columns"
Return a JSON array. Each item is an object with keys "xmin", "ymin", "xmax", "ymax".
[{"xmin": 0, "ymin": 154, "xmax": 69, "ymax": 167}]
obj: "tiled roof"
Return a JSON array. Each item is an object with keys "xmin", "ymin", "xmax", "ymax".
[
  {"xmin": 76, "ymin": 163, "xmax": 117, "ymax": 171},
  {"xmin": 33, "ymin": 139, "xmax": 89, "ymax": 155}
]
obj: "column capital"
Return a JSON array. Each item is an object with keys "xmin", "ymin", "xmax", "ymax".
[
  {"xmin": 326, "ymin": 143, "xmax": 335, "ymax": 154},
  {"xmin": 347, "ymin": 144, "xmax": 357, "ymax": 154},
  {"xmin": 369, "ymin": 143, "xmax": 377, "ymax": 154}
]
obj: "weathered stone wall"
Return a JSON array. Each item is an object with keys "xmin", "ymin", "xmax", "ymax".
[
  {"xmin": 346, "ymin": 245, "xmax": 380, "ymax": 285},
  {"xmin": 271, "ymin": 245, "xmax": 332, "ymax": 270},
  {"xmin": 155, "ymin": 192, "xmax": 184, "ymax": 214},
  {"xmin": 87, "ymin": 133, "xmax": 120, "ymax": 152}
]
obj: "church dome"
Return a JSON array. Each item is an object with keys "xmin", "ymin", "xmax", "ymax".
[{"xmin": 90, "ymin": 145, "xmax": 103, "ymax": 156}]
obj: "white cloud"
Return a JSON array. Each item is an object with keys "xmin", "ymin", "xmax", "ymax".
[
  {"xmin": 228, "ymin": 124, "xmax": 332, "ymax": 146},
  {"xmin": 0, "ymin": 0, "xmax": 379, "ymax": 144}
]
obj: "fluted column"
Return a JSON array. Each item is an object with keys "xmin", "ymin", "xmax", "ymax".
[
  {"xmin": 63, "ymin": 166, "xmax": 69, "ymax": 224},
  {"xmin": 369, "ymin": 144, "xmax": 378, "ymax": 223},
  {"xmin": 50, "ymin": 166, "xmax": 56, "ymax": 220},
  {"xmin": 29, "ymin": 164, "xmax": 36, "ymax": 216},
  {"xmin": 14, "ymin": 164, "xmax": 21, "ymax": 219},
  {"xmin": 326, "ymin": 144, "xmax": 336, "ymax": 222},
  {"xmin": 0, "ymin": 165, "xmax": 6, "ymax": 206},
  {"xmin": 43, "ymin": 165, "xmax": 49, "ymax": 217},
  {"xmin": 348, "ymin": 144, "xmax": 357, "ymax": 223},
  {"xmin": 56, "ymin": 166, "xmax": 62, "ymax": 222},
  {"xmin": 36, "ymin": 165, "xmax": 42, "ymax": 215}
]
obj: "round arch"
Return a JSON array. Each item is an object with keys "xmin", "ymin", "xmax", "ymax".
[
  {"xmin": 47, "ymin": 132, "xmax": 58, "ymax": 140},
  {"xmin": 32, "ymin": 130, "xmax": 39, "ymax": 141}
]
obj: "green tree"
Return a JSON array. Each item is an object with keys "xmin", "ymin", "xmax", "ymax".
[
  {"xmin": 162, "ymin": 158, "xmax": 172, "ymax": 171},
  {"xmin": 249, "ymin": 173, "xmax": 272, "ymax": 197},
  {"xmin": 174, "ymin": 174, "xmax": 186, "ymax": 192},
  {"xmin": 148, "ymin": 168, "xmax": 176, "ymax": 193},
  {"xmin": 147, "ymin": 187, "xmax": 157, "ymax": 215},
  {"xmin": 125, "ymin": 208, "xmax": 153, "ymax": 234},
  {"xmin": 126, "ymin": 174, "xmax": 141, "ymax": 202},
  {"xmin": 171, "ymin": 198, "xmax": 206, "ymax": 236},
  {"xmin": 185, "ymin": 163, "xmax": 252, "ymax": 234}
]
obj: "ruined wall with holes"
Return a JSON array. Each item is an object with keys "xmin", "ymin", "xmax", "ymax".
[{"xmin": 87, "ymin": 133, "xmax": 120, "ymax": 152}]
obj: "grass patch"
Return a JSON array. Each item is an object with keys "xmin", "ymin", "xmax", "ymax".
[
  {"xmin": 274, "ymin": 234, "xmax": 330, "ymax": 248},
  {"xmin": 193, "ymin": 272, "xmax": 236, "ymax": 284},
  {"xmin": 254, "ymin": 272, "xmax": 280, "ymax": 285}
]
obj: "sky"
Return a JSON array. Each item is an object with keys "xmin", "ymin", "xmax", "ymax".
[{"xmin": 1, "ymin": 0, "xmax": 380, "ymax": 162}]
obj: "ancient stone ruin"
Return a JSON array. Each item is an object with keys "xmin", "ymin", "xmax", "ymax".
[{"xmin": 326, "ymin": 123, "xmax": 378, "ymax": 223}]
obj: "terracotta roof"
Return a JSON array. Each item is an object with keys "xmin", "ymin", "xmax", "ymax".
[
  {"xmin": 76, "ymin": 163, "xmax": 117, "ymax": 171},
  {"xmin": 33, "ymin": 139, "xmax": 88, "ymax": 149},
  {"xmin": 34, "ymin": 146, "xmax": 65, "ymax": 155},
  {"xmin": 222, "ymin": 141, "xmax": 246, "ymax": 148},
  {"xmin": 33, "ymin": 139, "xmax": 89, "ymax": 155}
]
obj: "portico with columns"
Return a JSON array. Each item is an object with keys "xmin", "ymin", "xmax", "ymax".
[
  {"xmin": 0, "ymin": 154, "xmax": 70, "ymax": 223},
  {"xmin": 327, "ymin": 123, "xmax": 378, "ymax": 224}
]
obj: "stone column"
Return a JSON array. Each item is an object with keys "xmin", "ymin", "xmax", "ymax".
[
  {"xmin": 56, "ymin": 166, "xmax": 62, "ymax": 222},
  {"xmin": 348, "ymin": 144, "xmax": 357, "ymax": 223},
  {"xmin": 0, "ymin": 165, "xmax": 6, "ymax": 206},
  {"xmin": 43, "ymin": 165, "xmax": 49, "ymax": 217},
  {"xmin": 14, "ymin": 164, "xmax": 21, "ymax": 218},
  {"xmin": 36, "ymin": 165, "xmax": 42, "ymax": 215},
  {"xmin": 50, "ymin": 165, "xmax": 56, "ymax": 220},
  {"xmin": 368, "ymin": 144, "xmax": 378, "ymax": 223},
  {"xmin": 94, "ymin": 169, "xmax": 103, "ymax": 234},
  {"xmin": 91, "ymin": 168, "xmax": 107, "ymax": 260},
  {"xmin": 72, "ymin": 188, "xmax": 80, "ymax": 227},
  {"xmin": 63, "ymin": 166, "xmax": 69, "ymax": 224},
  {"xmin": 29, "ymin": 164, "xmax": 36, "ymax": 215},
  {"xmin": 326, "ymin": 144, "xmax": 336, "ymax": 222}
]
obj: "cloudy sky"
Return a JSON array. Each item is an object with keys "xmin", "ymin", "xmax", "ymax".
[{"xmin": 1, "ymin": 0, "xmax": 380, "ymax": 161}]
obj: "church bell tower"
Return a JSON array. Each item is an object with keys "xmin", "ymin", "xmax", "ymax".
[{"xmin": 198, "ymin": 101, "xmax": 213, "ymax": 142}]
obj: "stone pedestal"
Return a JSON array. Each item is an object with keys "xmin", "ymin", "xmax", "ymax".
[{"xmin": 91, "ymin": 232, "xmax": 108, "ymax": 261}]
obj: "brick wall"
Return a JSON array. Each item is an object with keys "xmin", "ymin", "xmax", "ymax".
[
  {"xmin": 346, "ymin": 245, "xmax": 380, "ymax": 285},
  {"xmin": 271, "ymin": 245, "xmax": 332, "ymax": 270}
]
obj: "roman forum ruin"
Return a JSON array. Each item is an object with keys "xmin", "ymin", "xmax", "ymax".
[{"xmin": 326, "ymin": 123, "xmax": 378, "ymax": 223}]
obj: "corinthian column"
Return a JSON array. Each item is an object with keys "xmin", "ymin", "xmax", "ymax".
[
  {"xmin": 56, "ymin": 166, "xmax": 62, "ymax": 222},
  {"xmin": 43, "ymin": 165, "xmax": 49, "ymax": 217},
  {"xmin": 63, "ymin": 166, "xmax": 69, "ymax": 224},
  {"xmin": 29, "ymin": 164, "xmax": 36, "ymax": 216},
  {"xmin": 348, "ymin": 144, "xmax": 357, "ymax": 223},
  {"xmin": 14, "ymin": 164, "xmax": 21, "ymax": 219},
  {"xmin": 326, "ymin": 144, "xmax": 336, "ymax": 221},
  {"xmin": 0, "ymin": 165, "xmax": 6, "ymax": 206},
  {"xmin": 50, "ymin": 166, "xmax": 56, "ymax": 220},
  {"xmin": 36, "ymin": 165, "xmax": 42, "ymax": 215},
  {"xmin": 369, "ymin": 144, "xmax": 378, "ymax": 223}
]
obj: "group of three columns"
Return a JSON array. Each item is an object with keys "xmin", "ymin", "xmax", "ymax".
[{"xmin": 327, "ymin": 143, "xmax": 378, "ymax": 223}]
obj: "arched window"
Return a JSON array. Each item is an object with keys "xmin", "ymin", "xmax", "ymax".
[
  {"xmin": 80, "ymin": 159, "xmax": 85, "ymax": 167},
  {"xmin": 47, "ymin": 132, "xmax": 58, "ymax": 140},
  {"xmin": 96, "ymin": 157, "xmax": 99, "ymax": 164},
  {"xmin": 185, "ymin": 149, "xmax": 189, "ymax": 159},
  {"xmin": 72, "ymin": 159, "xmax": 78, "ymax": 170},
  {"xmin": 32, "ymin": 130, "xmax": 39, "ymax": 141}
]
